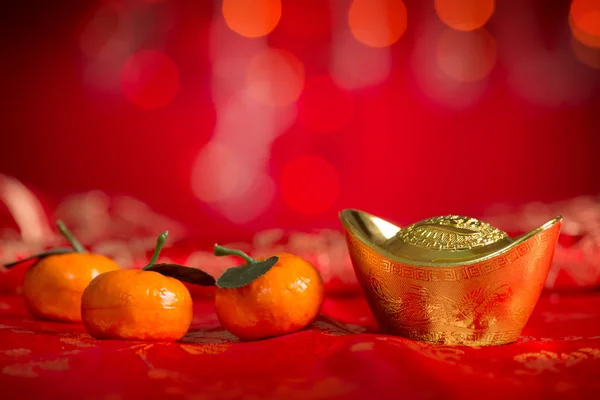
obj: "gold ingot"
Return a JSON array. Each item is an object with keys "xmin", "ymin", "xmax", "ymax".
[{"xmin": 339, "ymin": 209, "xmax": 562, "ymax": 346}]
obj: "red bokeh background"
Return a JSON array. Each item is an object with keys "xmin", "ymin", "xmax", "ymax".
[
  {"xmin": 1, "ymin": 5, "xmax": 600, "ymax": 399},
  {"xmin": 1, "ymin": 0, "xmax": 599, "ymax": 240}
]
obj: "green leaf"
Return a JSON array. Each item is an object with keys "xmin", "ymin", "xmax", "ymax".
[
  {"xmin": 3, "ymin": 248, "xmax": 76, "ymax": 269},
  {"xmin": 216, "ymin": 256, "xmax": 279, "ymax": 289},
  {"xmin": 145, "ymin": 263, "xmax": 216, "ymax": 286}
]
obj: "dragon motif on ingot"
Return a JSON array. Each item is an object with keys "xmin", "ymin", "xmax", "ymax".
[
  {"xmin": 367, "ymin": 268, "xmax": 527, "ymax": 334},
  {"xmin": 340, "ymin": 208, "xmax": 562, "ymax": 345}
]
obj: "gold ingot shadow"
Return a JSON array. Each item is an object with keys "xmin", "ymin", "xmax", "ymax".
[{"xmin": 339, "ymin": 209, "xmax": 562, "ymax": 346}]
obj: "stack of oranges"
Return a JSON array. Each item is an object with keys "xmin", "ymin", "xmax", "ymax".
[{"xmin": 4, "ymin": 221, "xmax": 324, "ymax": 342}]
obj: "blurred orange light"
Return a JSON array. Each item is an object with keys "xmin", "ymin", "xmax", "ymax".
[
  {"xmin": 280, "ymin": 155, "xmax": 339, "ymax": 215},
  {"xmin": 571, "ymin": 36, "xmax": 600, "ymax": 69},
  {"xmin": 348, "ymin": 0, "xmax": 408, "ymax": 48},
  {"xmin": 436, "ymin": 28, "xmax": 497, "ymax": 82},
  {"xmin": 246, "ymin": 48, "xmax": 305, "ymax": 107},
  {"xmin": 571, "ymin": 0, "xmax": 600, "ymax": 36},
  {"xmin": 222, "ymin": 0, "xmax": 281, "ymax": 38},
  {"xmin": 120, "ymin": 50, "xmax": 180, "ymax": 109},
  {"xmin": 570, "ymin": 16, "xmax": 600, "ymax": 48},
  {"xmin": 570, "ymin": 1, "xmax": 600, "ymax": 48},
  {"xmin": 435, "ymin": 0, "xmax": 495, "ymax": 31}
]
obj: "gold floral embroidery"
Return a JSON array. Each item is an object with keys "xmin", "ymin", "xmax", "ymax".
[
  {"xmin": 180, "ymin": 343, "xmax": 231, "ymax": 355},
  {"xmin": 10, "ymin": 329, "xmax": 35, "ymax": 334},
  {"xmin": 406, "ymin": 342, "xmax": 465, "ymax": 364},
  {"xmin": 59, "ymin": 332, "xmax": 97, "ymax": 348},
  {"xmin": 376, "ymin": 336, "xmax": 467, "ymax": 364},
  {"xmin": 127, "ymin": 344, "xmax": 155, "ymax": 368},
  {"xmin": 2, "ymin": 363, "xmax": 37, "ymax": 378},
  {"xmin": 2, "ymin": 358, "xmax": 70, "ymax": 378},
  {"xmin": 350, "ymin": 342, "xmax": 374, "ymax": 352},
  {"xmin": 2, "ymin": 348, "xmax": 31, "ymax": 357},
  {"xmin": 114, "ymin": 337, "xmax": 236, "ymax": 372},
  {"xmin": 147, "ymin": 368, "xmax": 191, "ymax": 382},
  {"xmin": 36, "ymin": 358, "xmax": 70, "ymax": 371},
  {"xmin": 514, "ymin": 348, "xmax": 600, "ymax": 375}
]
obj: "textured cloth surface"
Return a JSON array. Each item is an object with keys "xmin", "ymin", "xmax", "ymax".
[{"xmin": 1, "ymin": 290, "xmax": 599, "ymax": 400}]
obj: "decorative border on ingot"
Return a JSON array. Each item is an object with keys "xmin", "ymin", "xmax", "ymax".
[{"xmin": 346, "ymin": 230, "xmax": 549, "ymax": 282}]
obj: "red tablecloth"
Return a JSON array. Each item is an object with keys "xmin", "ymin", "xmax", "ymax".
[{"xmin": 1, "ymin": 290, "xmax": 599, "ymax": 400}]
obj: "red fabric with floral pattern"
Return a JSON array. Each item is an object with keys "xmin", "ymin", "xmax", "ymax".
[
  {"xmin": 1, "ymin": 289, "xmax": 599, "ymax": 400},
  {"xmin": 1, "ymin": 187, "xmax": 599, "ymax": 399}
]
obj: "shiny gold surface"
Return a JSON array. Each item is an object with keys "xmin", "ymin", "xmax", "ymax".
[
  {"xmin": 383, "ymin": 215, "xmax": 514, "ymax": 263},
  {"xmin": 339, "ymin": 209, "xmax": 562, "ymax": 346}
]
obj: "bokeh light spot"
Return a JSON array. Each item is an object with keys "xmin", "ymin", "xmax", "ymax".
[
  {"xmin": 297, "ymin": 75, "xmax": 355, "ymax": 134},
  {"xmin": 436, "ymin": 28, "xmax": 497, "ymax": 82},
  {"xmin": 570, "ymin": 15, "xmax": 600, "ymax": 48},
  {"xmin": 222, "ymin": 0, "xmax": 281, "ymax": 38},
  {"xmin": 570, "ymin": 0, "xmax": 600, "ymax": 38},
  {"xmin": 217, "ymin": 174, "xmax": 275, "ymax": 224},
  {"xmin": 348, "ymin": 0, "xmax": 408, "ymax": 48},
  {"xmin": 435, "ymin": 0, "xmax": 495, "ymax": 31},
  {"xmin": 571, "ymin": 37, "xmax": 600, "ymax": 69},
  {"xmin": 246, "ymin": 48, "xmax": 305, "ymax": 107},
  {"xmin": 280, "ymin": 156, "xmax": 339, "ymax": 214},
  {"xmin": 330, "ymin": 32, "xmax": 392, "ymax": 90},
  {"xmin": 191, "ymin": 142, "xmax": 241, "ymax": 203},
  {"xmin": 570, "ymin": 1, "xmax": 600, "ymax": 48},
  {"xmin": 120, "ymin": 50, "xmax": 180, "ymax": 109}
]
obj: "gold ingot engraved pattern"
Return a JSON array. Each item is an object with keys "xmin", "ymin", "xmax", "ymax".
[
  {"xmin": 340, "ymin": 209, "xmax": 562, "ymax": 346},
  {"xmin": 390, "ymin": 215, "xmax": 509, "ymax": 250}
]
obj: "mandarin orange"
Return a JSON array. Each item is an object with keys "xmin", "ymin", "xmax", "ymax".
[
  {"xmin": 4, "ymin": 220, "xmax": 120, "ymax": 322},
  {"xmin": 24, "ymin": 253, "xmax": 120, "ymax": 322},
  {"xmin": 213, "ymin": 245, "xmax": 324, "ymax": 340},
  {"xmin": 81, "ymin": 231, "xmax": 195, "ymax": 341}
]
